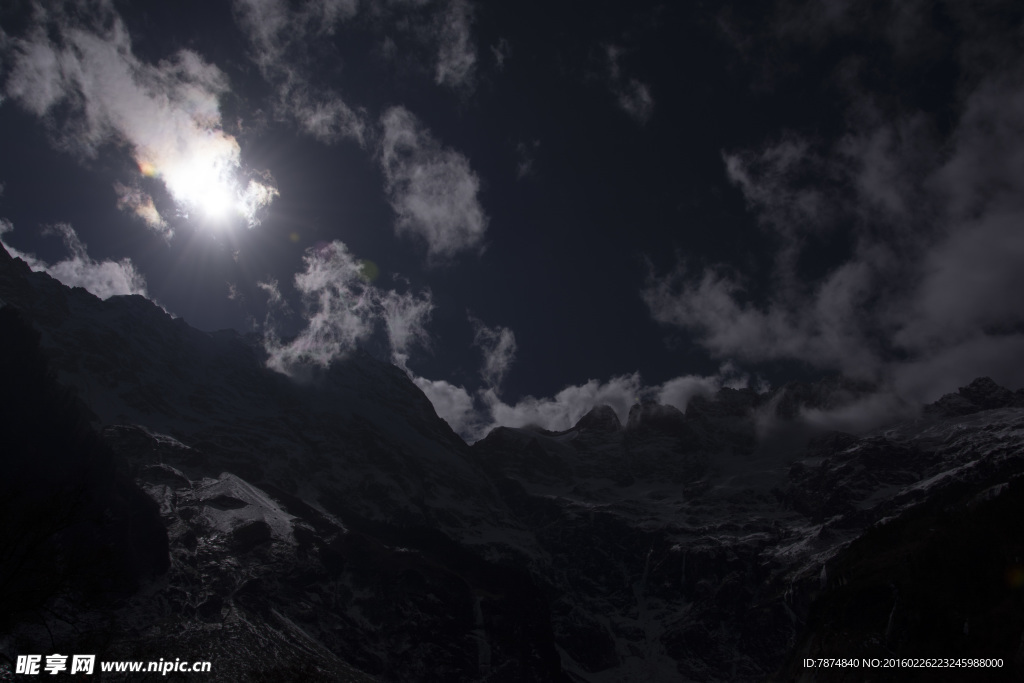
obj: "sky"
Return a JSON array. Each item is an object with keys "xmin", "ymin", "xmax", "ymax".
[{"xmin": 1, "ymin": 0, "xmax": 1023, "ymax": 441}]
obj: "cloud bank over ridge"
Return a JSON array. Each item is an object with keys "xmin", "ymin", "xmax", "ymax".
[{"xmin": 1, "ymin": 220, "xmax": 148, "ymax": 300}]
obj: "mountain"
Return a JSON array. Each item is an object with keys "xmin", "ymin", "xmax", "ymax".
[{"xmin": 2, "ymin": 243, "xmax": 1023, "ymax": 681}]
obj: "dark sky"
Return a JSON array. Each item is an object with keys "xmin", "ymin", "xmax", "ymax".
[{"xmin": 2, "ymin": 0, "xmax": 1023, "ymax": 439}]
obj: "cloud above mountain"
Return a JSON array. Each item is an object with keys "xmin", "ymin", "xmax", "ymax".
[
  {"xmin": 0, "ymin": 220, "xmax": 148, "ymax": 300},
  {"xmin": 412, "ymin": 376, "xmax": 476, "ymax": 435},
  {"xmin": 407, "ymin": 352, "xmax": 764, "ymax": 442},
  {"xmin": 263, "ymin": 240, "xmax": 434, "ymax": 377}
]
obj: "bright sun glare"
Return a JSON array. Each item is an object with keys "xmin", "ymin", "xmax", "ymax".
[
  {"xmin": 195, "ymin": 182, "xmax": 238, "ymax": 221},
  {"xmin": 176, "ymin": 160, "xmax": 241, "ymax": 223},
  {"xmin": 135, "ymin": 133, "xmax": 278, "ymax": 229},
  {"xmin": 140, "ymin": 141, "xmax": 245, "ymax": 226}
]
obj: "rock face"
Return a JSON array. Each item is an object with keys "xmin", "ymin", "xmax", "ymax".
[
  {"xmin": 94, "ymin": 426, "xmax": 563, "ymax": 682},
  {"xmin": 2, "ymin": 243, "xmax": 1024, "ymax": 682},
  {"xmin": 0, "ymin": 306, "xmax": 168, "ymax": 636}
]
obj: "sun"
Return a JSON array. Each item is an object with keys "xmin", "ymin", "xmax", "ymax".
[
  {"xmin": 139, "ymin": 146, "xmax": 243, "ymax": 226},
  {"xmin": 170, "ymin": 158, "xmax": 242, "ymax": 224},
  {"xmin": 193, "ymin": 180, "xmax": 239, "ymax": 221},
  {"xmin": 133, "ymin": 139, "xmax": 277, "ymax": 229}
]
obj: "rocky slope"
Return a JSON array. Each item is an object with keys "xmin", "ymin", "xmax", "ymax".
[
  {"xmin": 471, "ymin": 386, "xmax": 1024, "ymax": 681},
  {"xmin": 0, "ymin": 246, "xmax": 563, "ymax": 682},
  {"xmin": 2, "ymin": 243, "xmax": 1023, "ymax": 681}
]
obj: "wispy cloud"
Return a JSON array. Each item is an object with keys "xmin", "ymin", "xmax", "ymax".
[
  {"xmin": 616, "ymin": 80, "xmax": 654, "ymax": 125},
  {"xmin": 263, "ymin": 240, "xmax": 434, "ymax": 377},
  {"xmin": 257, "ymin": 277, "xmax": 287, "ymax": 310},
  {"xmin": 231, "ymin": 0, "xmax": 366, "ymax": 145},
  {"xmin": 644, "ymin": 3, "xmax": 1024, "ymax": 403},
  {"xmin": 477, "ymin": 362, "xmax": 758, "ymax": 437},
  {"xmin": 3, "ymin": 2, "xmax": 277, "ymax": 229},
  {"xmin": 605, "ymin": 45, "xmax": 654, "ymax": 125},
  {"xmin": 382, "ymin": 286, "xmax": 434, "ymax": 371},
  {"xmin": 408, "ymin": 329, "xmax": 758, "ymax": 441},
  {"xmin": 469, "ymin": 314, "xmax": 517, "ymax": 389},
  {"xmin": 721, "ymin": 135, "xmax": 836, "ymax": 239},
  {"xmin": 482, "ymin": 373, "xmax": 643, "ymax": 434},
  {"xmin": 642, "ymin": 254, "xmax": 883, "ymax": 380},
  {"xmin": 412, "ymin": 376, "xmax": 477, "ymax": 435},
  {"xmin": 434, "ymin": 0, "xmax": 477, "ymax": 89},
  {"xmin": 374, "ymin": 0, "xmax": 479, "ymax": 90},
  {"xmin": 1, "ymin": 220, "xmax": 148, "ymax": 300},
  {"xmin": 378, "ymin": 106, "xmax": 488, "ymax": 261},
  {"xmin": 655, "ymin": 362, "xmax": 755, "ymax": 409},
  {"xmin": 113, "ymin": 182, "xmax": 169, "ymax": 236},
  {"xmin": 515, "ymin": 140, "xmax": 539, "ymax": 180},
  {"xmin": 490, "ymin": 38, "xmax": 510, "ymax": 71},
  {"xmin": 264, "ymin": 242, "xmax": 374, "ymax": 374}
]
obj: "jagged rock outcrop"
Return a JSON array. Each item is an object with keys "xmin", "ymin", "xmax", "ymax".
[
  {"xmin": 924, "ymin": 376, "xmax": 1024, "ymax": 418},
  {"xmin": 574, "ymin": 404, "xmax": 621, "ymax": 433}
]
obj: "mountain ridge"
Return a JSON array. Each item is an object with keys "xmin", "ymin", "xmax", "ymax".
[{"xmin": 2, "ymin": 244, "xmax": 1023, "ymax": 681}]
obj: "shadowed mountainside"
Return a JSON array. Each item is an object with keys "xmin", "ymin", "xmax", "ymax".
[{"xmin": 2, "ymin": 244, "xmax": 1024, "ymax": 681}]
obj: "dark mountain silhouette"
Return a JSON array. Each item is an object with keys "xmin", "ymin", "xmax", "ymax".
[
  {"xmin": 0, "ymin": 305, "xmax": 167, "ymax": 635},
  {"xmin": 2, "ymin": 243, "xmax": 1023, "ymax": 681}
]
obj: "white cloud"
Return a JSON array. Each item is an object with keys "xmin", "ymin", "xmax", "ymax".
[
  {"xmin": 469, "ymin": 314, "xmax": 517, "ymax": 389},
  {"xmin": 722, "ymin": 135, "xmax": 835, "ymax": 238},
  {"xmin": 482, "ymin": 373, "xmax": 643, "ymax": 434},
  {"xmin": 113, "ymin": 182, "xmax": 169, "ymax": 236},
  {"xmin": 381, "ymin": 287, "xmax": 434, "ymax": 370},
  {"xmin": 413, "ymin": 376, "xmax": 477, "ymax": 435},
  {"xmin": 643, "ymin": 10, "xmax": 1024, "ymax": 404},
  {"xmin": 434, "ymin": 0, "xmax": 477, "ymax": 89},
  {"xmin": 264, "ymin": 241, "xmax": 375, "ymax": 374},
  {"xmin": 263, "ymin": 240, "xmax": 434, "ymax": 377},
  {"xmin": 378, "ymin": 106, "xmax": 487, "ymax": 261},
  {"xmin": 3, "ymin": 3, "xmax": 277, "ymax": 229},
  {"xmin": 605, "ymin": 45, "xmax": 654, "ymax": 125},
  {"xmin": 1, "ymin": 221, "xmax": 148, "ymax": 300},
  {"xmin": 643, "ymin": 250, "xmax": 884, "ymax": 381},
  {"xmin": 257, "ymin": 277, "xmax": 286, "ymax": 309},
  {"xmin": 403, "ymin": 334, "xmax": 761, "ymax": 441},
  {"xmin": 655, "ymin": 372, "xmax": 731, "ymax": 412},
  {"xmin": 232, "ymin": 0, "xmax": 366, "ymax": 145}
]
